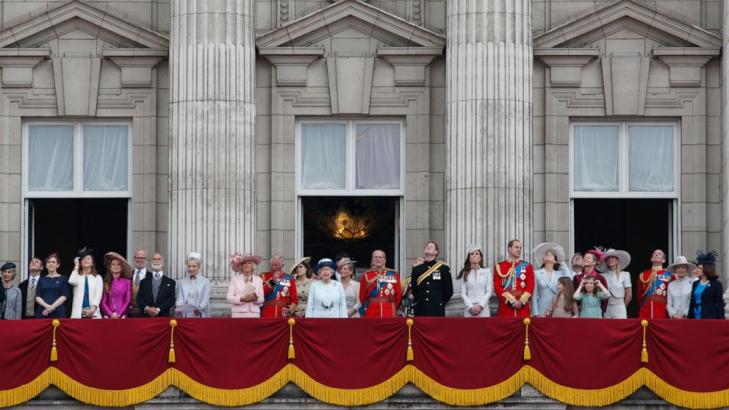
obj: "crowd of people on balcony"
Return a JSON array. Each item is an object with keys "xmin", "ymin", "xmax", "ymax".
[{"xmin": 0, "ymin": 239, "xmax": 724, "ymax": 320}]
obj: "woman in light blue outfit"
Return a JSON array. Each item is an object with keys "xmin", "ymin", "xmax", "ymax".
[
  {"xmin": 531, "ymin": 243, "xmax": 571, "ymax": 316},
  {"xmin": 175, "ymin": 252, "xmax": 211, "ymax": 318},
  {"xmin": 306, "ymin": 259, "xmax": 348, "ymax": 318}
]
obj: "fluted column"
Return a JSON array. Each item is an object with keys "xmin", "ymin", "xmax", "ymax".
[
  {"xmin": 721, "ymin": 0, "xmax": 729, "ymax": 312},
  {"xmin": 168, "ymin": 0, "xmax": 256, "ymax": 280},
  {"xmin": 445, "ymin": 0, "xmax": 533, "ymax": 269}
]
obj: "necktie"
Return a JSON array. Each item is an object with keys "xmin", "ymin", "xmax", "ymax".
[
  {"xmin": 155, "ymin": 272, "xmax": 161, "ymax": 280},
  {"xmin": 82, "ymin": 276, "xmax": 91, "ymax": 310},
  {"xmin": 30, "ymin": 278, "xmax": 36, "ymax": 290}
]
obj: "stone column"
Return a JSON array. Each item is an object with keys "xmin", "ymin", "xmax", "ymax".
[
  {"xmin": 445, "ymin": 0, "xmax": 533, "ymax": 270},
  {"xmin": 721, "ymin": 0, "xmax": 729, "ymax": 313},
  {"xmin": 168, "ymin": 0, "xmax": 256, "ymax": 280}
]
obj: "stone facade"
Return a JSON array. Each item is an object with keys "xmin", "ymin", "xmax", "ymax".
[{"xmin": 0, "ymin": 0, "xmax": 725, "ymax": 301}]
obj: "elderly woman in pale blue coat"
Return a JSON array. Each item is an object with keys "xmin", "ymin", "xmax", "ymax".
[
  {"xmin": 531, "ymin": 243, "xmax": 571, "ymax": 317},
  {"xmin": 175, "ymin": 252, "xmax": 211, "ymax": 318},
  {"xmin": 306, "ymin": 259, "xmax": 348, "ymax": 318}
]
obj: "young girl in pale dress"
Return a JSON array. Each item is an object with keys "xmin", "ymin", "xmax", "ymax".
[{"xmin": 545, "ymin": 277, "xmax": 578, "ymax": 318}]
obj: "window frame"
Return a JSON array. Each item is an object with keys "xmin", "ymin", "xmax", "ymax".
[
  {"xmin": 22, "ymin": 121, "xmax": 132, "ymax": 198},
  {"xmin": 569, "ymin": 120, "xmax": 680, "ymax": 199},
  {"xmin": 295, "ymin": 118, "xmax": 405, "ymax": 196}
]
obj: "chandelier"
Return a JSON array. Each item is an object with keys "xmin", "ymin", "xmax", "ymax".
[{"xmin": 327, "ymin": 209, "xmax": 370, "ymax": 240}]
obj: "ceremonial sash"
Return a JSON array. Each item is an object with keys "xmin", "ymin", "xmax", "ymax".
[
  {"xmin": 416, "ymin": 261, "xmax": 444, "ymax": 286},
  {"xmin": 265, "ymin": 274, "xmax": 292, "ymax": 302},
  {"xmin": 641, "ymin": 270, "xmax": 671, "ymax": 304}
]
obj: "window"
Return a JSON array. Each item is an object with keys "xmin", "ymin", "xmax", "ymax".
[
  {"xmin": 297, "ymin": 120, "xmax": 403, "ymax": 194},
  {"xmin": 24, "ymin": 122, "xmax": 131, "ymax": 197},
  {"xmin": 570, "ymin": 122, "xmax": 678, "ymax": 197}
]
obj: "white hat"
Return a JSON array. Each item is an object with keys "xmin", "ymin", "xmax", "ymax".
[
  {"xmin": 466, "ymin": 244, "xmax": 482, "ymax": 255},
  {"xmin": 667, "ymin": 256, "xmax": 696, "ymax": 273},
  {"xmin": 187, "ymin": 252, "xmax": 203, "ymax": 263},
  {"xmin": 598, "ymin": 249, "xmax": 631, "ymax": 272},
  {"xmin": 532, "ymin": 242, "xmax": 565, "ymax": 264}
]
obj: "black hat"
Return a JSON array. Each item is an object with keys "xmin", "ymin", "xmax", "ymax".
[
  {"xmin": 694, "ymin": 250, "xmax": 718, "ymax": 266},
  {"xmin": 78, "ymin": 246, "xmax": 94, "ymax": 258},
  {"xmin": 0, "ymin": 262, "xmax": 16, "ymax": 271}
]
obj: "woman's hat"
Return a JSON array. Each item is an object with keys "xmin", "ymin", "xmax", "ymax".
[
  {"xmin": 315, "ymin": 258, "xmax": 337, "ymax": 274},
  {"xmin": 78, "ymin": 246, "xmax": 94, "ymax": 258},
  {"xmin": 336, "ymin": 257, "xmax": 357, "ymax": 269},
  {"xmin": 231, "ymin": 253, "xmax": 263, "ymax": 271},
  {"xmin": 666, "ymin": 255, "xmax": 696, "ymax": 273},
  {"xmin": 104, "ymin": 252, "xmax": 133, "ymax": 279},
  {"xmin": 598, "ymin": 249, "xmax": 632, "ymax": 272},
  {"xmin": 532, "ymin": 242, "xmax": 565, "ymax": 264},
  {"xmin": 290, "ymin": 256, "xmax": 311, "ymax": 275},
  {"xmin": 0, "ymin": 262, "xmax": 16, "ymax": 271},
  {"xmin": 695, "ymin": 250, "xmax": 718, "ymax": 266},
  {"xmin": 187, "ymin": 252, "xmax": 203, "ymax": 263},
  {"xmin": 465, "ymin": 244, "xmax": 482, "ymax": 255}
]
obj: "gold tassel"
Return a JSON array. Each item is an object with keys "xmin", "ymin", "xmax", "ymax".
[
  {"xmin": 406, "ymin": 319, "xmax": 414, "ymax": 362},
  {"xmin": 523, "ymin": 318, "xmax": 531, "ymax": 361},
  {"xmin": 641, "ymin": 320, "xmax": 648, "ymax": 363},
  {"xmin": 50, "ymin": 319, "xmax": 60, "ymax": 362},
  {"xmin": 288, "ymin": 319, "xmax": 296, "ymax": 360},
  {"xmin": 168, "ymin": 319, "xmax": 177, "ymax": 364}
]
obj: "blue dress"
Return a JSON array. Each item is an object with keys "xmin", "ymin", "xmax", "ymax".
[
  {"xmin": 35, "ymin": 275, "xmax": 70, "ymax": 318},
  {"xmin": 692, "ymin": 282, "xmax": 708, "ymax": 319}
]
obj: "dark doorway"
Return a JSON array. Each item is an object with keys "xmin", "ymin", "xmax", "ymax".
[
  {"xmin": 573, "ymin": 198, "xmax": 672, "ymax": 317},
  {"xmin": 302, "ymin": 196, "xmax": 398, "ymax": 276},
  {"xmin": 29, "ymin": 198, "xmax": 129, "ymax": 277}
]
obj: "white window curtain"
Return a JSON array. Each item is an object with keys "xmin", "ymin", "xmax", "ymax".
[
  {"xmin": 573, "ymin": 125, "xmax": 619, "ymax": 192},
  {"xmin": 629, "ymin": 125, "xmax": 674, "ymax": 192},
  {"xmin": 28, "ymin": 125, "xmax": 74, "ymax": 191},
  {"xmin": 83, "ymin": 125, "xmax": 129, "ymax": 191},
  {"xmin": 355, "ymin": 123, "xmax": 400, "ymax": 189},
  {"xmin": 301, "ymin": 123, "xmax": 346, "ymax": 190}
]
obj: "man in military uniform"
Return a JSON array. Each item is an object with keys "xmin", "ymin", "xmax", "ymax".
[
  {"xmin": 359, "ymin": 250, "xmax": 401, "ymax": 317},
  {"xmin": 638, "ymin": 249, "xmax": 673, "ymax": 319},
  {"xmin": 261, "ymin": 254, "xmax": 298, "ymax": 317},
  {"xmin": 493, "ymin": 239, "xmax": 534, "ymax": 318},
  {"xmin": 410, "ymin": 241, "xmax": 452, "ymax": 316}
]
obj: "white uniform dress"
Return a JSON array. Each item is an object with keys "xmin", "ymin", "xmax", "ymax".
[
  {"xmin": 603, "ymin": 270, "xmax": 632, "ymax": 319},
  {"xmin": 460, "ymin": 268, "xmax": 493, "ymax": 317}
]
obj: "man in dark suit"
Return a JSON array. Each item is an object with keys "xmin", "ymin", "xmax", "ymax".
[
  {"xmin": 410, "ymin": 240, "xmax": 453, "ymax": 317},
  {"xmin": 19, "ymin": 257, "xmax": 44, "ymax": 319},
  {"xmin": 137, "ymin": 253, "xmax": 176, "ymax": 317}
]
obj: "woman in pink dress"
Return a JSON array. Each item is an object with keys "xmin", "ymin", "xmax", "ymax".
[
  {"xmin": 227, "ymin": 253, "xmax": 264, "ymax": 318},
  {"xmin": 100, "ymin": 252, "xmax": 133, "ymax": 319}
]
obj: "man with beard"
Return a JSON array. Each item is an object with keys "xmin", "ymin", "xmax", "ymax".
[{"xmin": 137, "ymin": 253, "xmax": 176, "ymax": 317}]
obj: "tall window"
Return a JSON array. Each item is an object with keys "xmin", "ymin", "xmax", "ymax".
[
  {"xmin": 570, "ymin": 122, "xmax": 678, "ymax": 197},
  {"xmin": 24, "ymin": 122, "xmax": 131, "ymax": 197},
  {"xmin": 297, "ymin": 120, "xmax": 403, "ymax": 195}
]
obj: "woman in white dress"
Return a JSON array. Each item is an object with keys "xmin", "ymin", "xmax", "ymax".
[
  {"xmin": 306, "ymin": 259, "xmax": 347, "ymax": 318},
  {"xmin": 531, "ymin": 243, "xmax": 570, "ymax": 317},
  {"xmin": 338, "ymin": 259, "xmax": 361, "ymax": 317},
  {"xmin": 68, "ymin": 247, "xmax": 104, "ymax": 319},
  {"xmin": 598, "ymin": 249, "xmax": 633, "ymax": 319},
  {"xmin": 457, "ymin": 245, "xmax": 492, "ymax": 317},
  {"xmin": 175, "ymin": 252, "xmax": 211, "ymax": 318}
]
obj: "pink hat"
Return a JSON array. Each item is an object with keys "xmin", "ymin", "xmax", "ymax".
[{"xmin": 231, "ymin": 252, "xmax": 262, "ymax": 271}]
